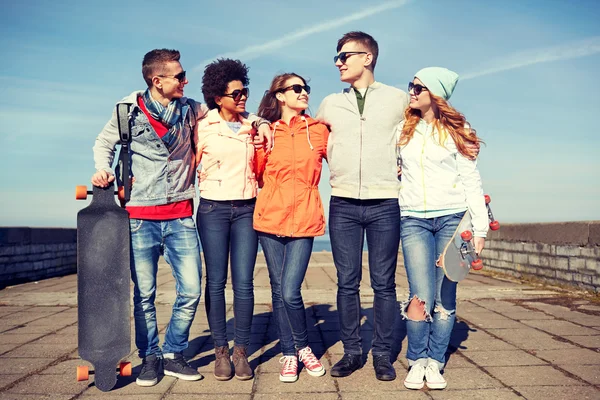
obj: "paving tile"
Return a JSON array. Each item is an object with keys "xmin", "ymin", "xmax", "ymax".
[
  {"xmin": 0, "ymin": 333, "xmax": 45, "ymax": 344},
  {"xmin": 521, "ymin": 320, "xmax": 599, "ymax": 336},
  {"xmin": 462, "ymin": 350, "xmax": 547, "ymax": 367},
  {"xmin": 79, "ymin": 394, "xmax": 163, "ymax": 400},
  {"xmin": 170, "ymin": 374, "xmax": 254, "ymax": 394},
  {"xmin": 563, "ymin": 335, "xmax": 600, "ymax": 348},
  {"xmin": 486, "ymin": 365, "xmax": 580, "ymax": 386},
  {"xmin": 439, "ymin": 368, "xmax": 503, "ymax": 390},
  {"xmin": 513, "ymin": 385, "xmax": 599, "ymax": 400},
  {"xmin": 2, "ymin": 343, "xmax": 76, "ymax": 358},
  {"xmin": 429, "ymin": 388, "xmax": 522, "ymax": 400},
  {"xmin": 0, "ymin": 395, "xmax": 72, "ymax": 400},
  {"xmin": 0, "ymin": 374, "xmax": 26, "ymax": 390},
  {"xmin": 534, "ymin": 348, "xmax": 600, "ymax": 365},
  {"xmin": 341, "ymin": 392, "xmax": 429, "ymax": 399},
  {"xmin": 254, "ymin": 372, "xmax": 337, "ymax": 393},
  {"xmin": 256, "ymin": 394, "xmax": 338, "ymax": 400},
  {"xmin": 557, "ymin": 364, "xmax": 600, "ymax": 385},
  {"xmin": 450, "ymin": 339, "xmax": 517, "ymax": 352},
  {"xmin": 6, "ymin": 374, "xmax": 87, "ymax": 395},
  {"xmin": 0, "ymin": 357, "xmax": 54, "ymax": 374},
  {"xmin": 165, "ymin": 395, "xmax": 250, "ymax": 400}
]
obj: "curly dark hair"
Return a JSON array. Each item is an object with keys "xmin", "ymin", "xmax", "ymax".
[{"xmin": 202, "ymin": 58, "xmax": 250, "ymax": 110}]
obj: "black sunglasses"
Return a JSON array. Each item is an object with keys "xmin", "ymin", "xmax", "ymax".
[
  {"xmin": 280, "ymin": 84, "xmax": 311, "ymax": 95},
  {"xmin": 408, "ymin": 82, "xmax": 428, "ymax": 96},
  {"xmin": 158, "ymin": 70, "xmax": 187, "ymax": 83},
  {"xmin": 222, "ymin": 87, "xmax": 249, "ymax": 102},
  {"xmin": 333, "ymin": 51, "xmax": 367, "ymax": 64}
]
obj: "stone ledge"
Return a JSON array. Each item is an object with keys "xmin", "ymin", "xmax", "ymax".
[
  {"xmin": 0, "ymin": 228, "xmax": 76, "ymax": 246},
  {"xmin": 487, "ymin": 221, "xmax": 600, "ymax": 246}
]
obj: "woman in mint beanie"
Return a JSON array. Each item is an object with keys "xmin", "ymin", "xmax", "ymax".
[{"xmin": 396, "ymin": 67, "xmax": 488, "ymax": 390}]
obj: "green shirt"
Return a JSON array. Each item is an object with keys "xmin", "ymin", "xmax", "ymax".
[{"xmin": 353, "ymin": 87, "xmax": 368, "ymax": 116}]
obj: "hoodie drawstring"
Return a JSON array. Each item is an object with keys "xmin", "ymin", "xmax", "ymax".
[{"xmin": 301, "ymin": 116, "xmax": 314, "ymax": 150}]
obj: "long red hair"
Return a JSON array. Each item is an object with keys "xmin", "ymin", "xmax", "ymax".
[{"xmin": 398, "ymin": 93, "xmax": 482, "ymax": 158}]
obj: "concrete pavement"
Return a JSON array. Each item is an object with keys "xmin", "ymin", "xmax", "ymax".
[{"xmin": 0, "ymin": 251, "xmax": 599, "ymax": 399}]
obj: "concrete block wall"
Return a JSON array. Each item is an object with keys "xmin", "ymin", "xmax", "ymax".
[
  {"xmin": 484, "ymin": 221, "xmax": 600, "ymax": 293},
  {"xmin": 0, "ymin": 227, "xmax": 77, "ymax": 288}
]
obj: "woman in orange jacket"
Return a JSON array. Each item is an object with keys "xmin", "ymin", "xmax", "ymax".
[{"xmin": 255, "ymin": 73, "xmax": 329, "ymax": 383}]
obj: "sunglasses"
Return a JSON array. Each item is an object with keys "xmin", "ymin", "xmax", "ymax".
[
  {"xmin": 280, "ymin": 84, "xmax": 311, "ymax": 95},
  {"xmin": 222, "ymin": 87, "xmax": 249, "ymax": 102},
  {"xmin": 158, "ymin": 70, "xmax": 187, "ymax": 83},
  {"xmin": 408, "ymin": 82, "xmax": 428, "ymax": 96},
  {"xmin": 333, "ymin": 51, "xmax": 367, "ymax": 64}
]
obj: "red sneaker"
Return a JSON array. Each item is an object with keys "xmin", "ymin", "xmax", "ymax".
[
  {"xmin": 279, "ymin": 356, "xmax": 298, "ymax": 383},
  {"xmin": 298, "ymin": 346, "xmax": 325, "ymax": 377}
]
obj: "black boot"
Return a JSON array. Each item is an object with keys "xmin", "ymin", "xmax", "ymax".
[
  {"xmin": 373, "ymin": 354, "xmax": 396, "ymax": 381},
  {"xmin": 330, "ymin": 353, "xmax": 362, "ymax": 377}
]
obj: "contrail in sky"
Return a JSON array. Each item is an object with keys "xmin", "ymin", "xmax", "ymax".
[
  {"xmin": 193, "ymin": 0, "xmax": 413, "ymax": 72},
  {"xmin": 462, "ymin": 36, "xmax": 600, "ymax": 80}
]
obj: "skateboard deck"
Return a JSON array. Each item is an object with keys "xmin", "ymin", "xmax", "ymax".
[
  {"xmin": 438, "ymin": 194, "xmax": 500, "ymax": 282},
  {"xmin": 438, "ymin": 211, "xmax": 481, "ymax": 282},
  {"xmin": 76, "ymin": 184, "xmax": 131, "ymax": 391}
]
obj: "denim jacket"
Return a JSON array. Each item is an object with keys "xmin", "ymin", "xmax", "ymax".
[{"xmin": 93, "ymin": 91, "xmax": 208, "ymax": 206}]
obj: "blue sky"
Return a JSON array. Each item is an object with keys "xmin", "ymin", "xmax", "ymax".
[{"xmin": 1, "ymin": 0, "xmax": 599, "ymax": 228}]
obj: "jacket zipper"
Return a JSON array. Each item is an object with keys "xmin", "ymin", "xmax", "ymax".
[
  {"xmin": 291, "ymin": 126, "xmax": 296, "ymax": 237},
  {"xmin": 420, "ymin": 127, "xmax": 428, "ymax": 211},
  {"xmin": 359, "ymin": 116, "xmax": 365, "ymax": 198}
]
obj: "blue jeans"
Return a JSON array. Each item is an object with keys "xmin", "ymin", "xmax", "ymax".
[
  {"xmin": 196, "ymin": 198, "xmax": 257, "ymax": 348},
  {"xmin": 129, "ymin": 217, "xmax": 202, "ymax": 358},
  {"xmin": 259, "ymin": 233, "xmax": 314, "ymax": 356},
  {"xmin": 400, "ymin": 212, "xmax": 464, "ymax": 370},
  {"xmin": 329, "ymin": 196, "xmax": 400, "ymax": 356}
]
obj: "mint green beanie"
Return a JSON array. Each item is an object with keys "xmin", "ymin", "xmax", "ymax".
[{"xmin": 414, "ymin": 67, "xmax": 459, "ymax": 100}]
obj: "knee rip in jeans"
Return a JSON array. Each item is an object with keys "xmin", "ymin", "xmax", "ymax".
[
  {"xmin": 433, "ymin": 303, "xmax": 455, "ymax": 321},
  {"xmin": 400, "ymin": 295, "xmax": 432, "ymax": 322}
]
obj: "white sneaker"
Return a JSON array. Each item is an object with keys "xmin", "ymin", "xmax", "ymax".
[
  {"xmin": 403, "ymin": 364, "xmax": 425, "ymax": 389},
  {"xmin": 425, "ymin": 363, "xmax": 447, "ymax": 389}
]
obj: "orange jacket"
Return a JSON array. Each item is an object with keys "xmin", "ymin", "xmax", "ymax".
[{"xmin": 253, "ymin": 115, "xmax": 329, "ymax": 237}]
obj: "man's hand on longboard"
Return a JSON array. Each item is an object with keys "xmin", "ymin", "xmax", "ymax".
[
  {"xmin": 473, "ymin": 237, "xmax": 485, "ymax": 256},
  {"xmin": 91, "ymin": 170, "xmax": 115, "ymax": 188}
]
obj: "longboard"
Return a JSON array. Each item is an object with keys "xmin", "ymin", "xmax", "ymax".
[{"xmin": 75, "ymin": 184, "xmax": 131, "ymax": 391}]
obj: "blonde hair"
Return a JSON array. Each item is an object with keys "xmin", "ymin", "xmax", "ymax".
[{"xmin": 398, "ymin": 93, "xmax": 482, "ymax": 157}]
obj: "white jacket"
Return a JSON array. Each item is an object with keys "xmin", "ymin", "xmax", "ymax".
[{"xmin": 397, "ymin": 119, "xmax": 488, "ymax": 237}]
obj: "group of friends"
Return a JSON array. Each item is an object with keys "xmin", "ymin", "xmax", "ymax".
[{"xmin": 91, "ymin": 31, "xmax": 487, "ymax": 391}]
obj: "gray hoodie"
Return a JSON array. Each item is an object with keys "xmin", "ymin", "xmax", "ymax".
[{"xmin": 316, "ymin": 82, "xmax": 409, "ymax": 199}]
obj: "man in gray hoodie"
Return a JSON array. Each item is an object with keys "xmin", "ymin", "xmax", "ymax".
[{"xmin": 316, "ymin": 31, "xmax": 409, "ymax": 381}]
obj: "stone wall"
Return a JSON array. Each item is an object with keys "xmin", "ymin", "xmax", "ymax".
[
  {"xmin": 0, "ymin": 227, "xmax": 77, "ymax": 289},
  {"xmin": 485, "ymin": 221, "xmax": 600, "ymax": 293}
]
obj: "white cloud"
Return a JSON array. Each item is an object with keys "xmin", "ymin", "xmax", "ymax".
[
  {"xmin": 461, "ymin": 36, "xmax": 600, "ymax": 80},
  {"xmin": 193, "ymin": 0, "xmax": 414, "ymax": 71}
]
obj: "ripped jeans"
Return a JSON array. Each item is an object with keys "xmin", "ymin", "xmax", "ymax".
[{"xmin": 399, "ymin": 212, "xmax": 464, "ymax": 370}]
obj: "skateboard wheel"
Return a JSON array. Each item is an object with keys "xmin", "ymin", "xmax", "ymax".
[
  {"xmin": 460, "ymin": 230, "xmax": 473, "ymax": 241},
  {"xmin": 119, "ymin": 362, "xmax": 132, "ymax": 377},
  {"xmin": 484, "ymin": 194, "xmax": 491, "ymax": 204},
  {"xmin": 75, "ymin": 185, "xmax": 88, "ymax": 200},
  {"xmin": 489, "ymin": 220, "xmax": 500, "ymax": 231},
  {"xmin": 117, "ymin": 186, "xmax": 125, "ymax": 202},
  {"xmin": 76, "ymin": 365, "xmax": 89, "ymax": 381},
  {"xmin": 471, "ymin": 259, "xmax": 483, "ymax": 270}
]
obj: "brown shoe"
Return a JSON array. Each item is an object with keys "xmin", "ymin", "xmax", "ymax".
[
  {"xmin": 232, "ymin": 345, "xmax": 253, "ymax": 380},
  {"xmin": 214, "ymin": 345, "xmax": 232, "ymax": 381}
]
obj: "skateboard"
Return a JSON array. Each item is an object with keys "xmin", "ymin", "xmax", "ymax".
[
  {"xmin": 75, "ymin": 184, "xmax": 132, "ymax": 391},
  {"xmin": 438, "ymin": 194, "xmax": 500, "ymax": 282}
]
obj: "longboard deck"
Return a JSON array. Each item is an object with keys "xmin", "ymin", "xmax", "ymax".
[
  {"xmin": 440, "ymin": 211, "xmax": 476, "ymax": 282},
  {"xmin": 77, "ymin": 185, "xmax": 131, "ymax": 392}
]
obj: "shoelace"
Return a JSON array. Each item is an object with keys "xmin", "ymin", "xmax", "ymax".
[
  {"xmin": 298, "ymin": 348, "xmax": 321, "ymax": 369},
  {"xmin": 279, "ymin": 356, "xmax": 297, "ymax": 375}
]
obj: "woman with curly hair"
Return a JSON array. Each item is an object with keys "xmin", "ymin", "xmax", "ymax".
[
  {"xmin": 195, "ymin": 58, "xmax": 260, "ymax": 381},
  {"xmin": 254, "ymin": 73, "xmax": 329, "ymax": 382},
  {"xmin": 396, "ymin": 67, "xmax": 487, "ymax": 390}
]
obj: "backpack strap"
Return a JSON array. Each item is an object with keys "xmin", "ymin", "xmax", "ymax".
[{"xmin": 116, "ymin": 103, "xmax": 132, "ymax": 203}]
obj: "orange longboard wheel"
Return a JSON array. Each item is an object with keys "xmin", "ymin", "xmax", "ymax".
[
  {"xmin": 119, "ymin": 362, "xmax": 132, "ymax": 377},
  {"xmin": 489, "ymin": 220, "xmax": 500, "ymax": 231},
  {"xmin": 484, "ymin": 194, "xmax": 491, "ymax": 204},
  {"xmin": 117, "ymin": 186, "xmax": 125, "ymax": 201},
  {"xmin": 471, "ymin": 259, "xmax": 483, "ymax": 270},
  {"xmin": 76, "ymin": 365, "xmax": 89, "ymax": 381},
  {"xmin": 75, "ymin": 185, "xmax": 88, "ymax": 200},
  {"xmin": 460, "ymin": 230, "xmax": 473, "ymax": 241}
]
